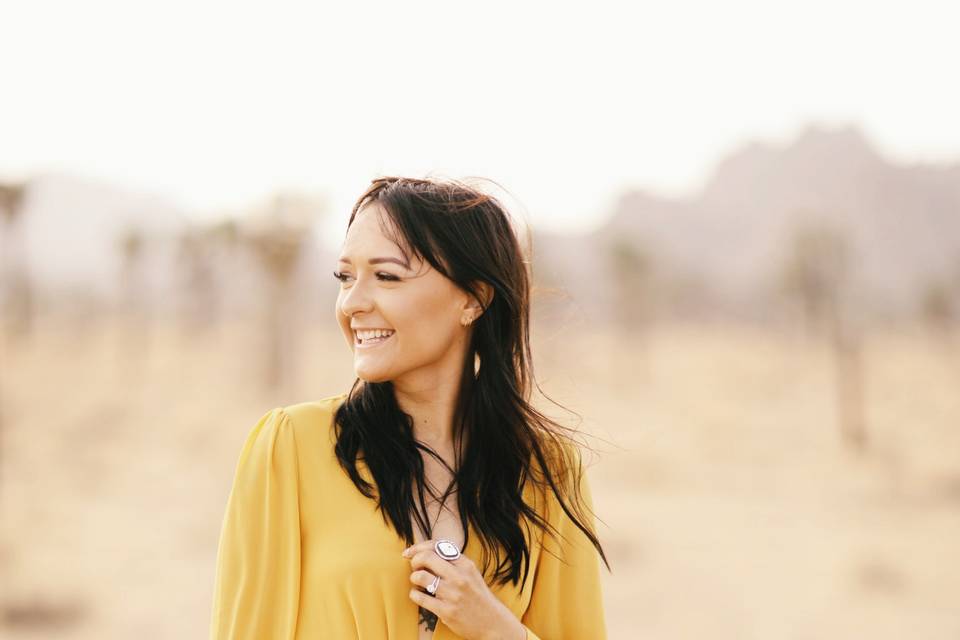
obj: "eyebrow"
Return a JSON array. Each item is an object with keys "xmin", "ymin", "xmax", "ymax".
[{"xmin": 338, "ymin": 256, "xmax": 411, "ymax": 269}]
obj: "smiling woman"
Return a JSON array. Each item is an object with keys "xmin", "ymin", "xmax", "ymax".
[{"xmin": 209, "ymin": 176, "xmax": 610, "ymax": 640}]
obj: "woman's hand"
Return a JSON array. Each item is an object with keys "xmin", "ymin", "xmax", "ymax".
[{"xmin": 403, "ymin": 540, "xmax": 526, "ymax": 640}]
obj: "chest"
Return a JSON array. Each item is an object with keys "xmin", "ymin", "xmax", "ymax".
[
  {"xmin": 409, "ymin": 465, "xmax": 464, "ymax": 545},
  {"xmin": 299, "ymin": 450, "xmax": 535, "ymax": 639}
]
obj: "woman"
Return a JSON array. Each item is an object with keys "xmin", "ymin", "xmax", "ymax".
[{"xmin": 209, "ymin": 176, "xmax": 609, "ymax": 639}]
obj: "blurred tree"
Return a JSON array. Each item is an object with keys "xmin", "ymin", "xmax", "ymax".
[
  {"xmin": 209, "ymin": 217, "xmax": 240, "ymax": 257},
  {"xmin": 919, "ymin": 280, "xmax": 955, "ymax": 333},
  {"xmin": 918, "ymin": 278, "xmax": 957, "ymax": 363},
  {"xmin": 609, "ymin": 238, "xmax": 656, "ymax": 329},
  {"xmin": 778, "ymin": 221, "xmax": 867, "ymax": 452},
  {"xmin": 115, "ymin": 225, "xmax": 151, "ymax": 380},
  {"xmin": 778, "ymin": 224, "xmax": 849, "ymax": 336},
  {"xmin": 606, "ymin": 238, "xmax": 657, "ymax": 380},
  {"xmin": 247, "ymin": 223, "xmax": 310, "ymax": 395},
  {"xmin": 175, "ymin": 227, "xmax": 219, "ymax": 336},
  {"xmin": 0, "ymin": 181, "xmax": 34, "ymax": 343},
  {"xmin": 0, "ymin": 180, "xmax": 30, "ymax": 496},
  {"xmin": 118, "ymin": 225, "xmax": 146, "ymax": 317},
  {"xmin": 829, "ymin": 304, "xmax": 867, "ymax": 452}
]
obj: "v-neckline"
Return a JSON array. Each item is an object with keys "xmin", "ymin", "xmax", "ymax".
[{"xmin": 349, "ymin": 440, "xmax": 481, "ymax": 640}]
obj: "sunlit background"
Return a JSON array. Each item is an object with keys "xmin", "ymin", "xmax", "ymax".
[{"xmin": 2, "ymin": 1, "xmax": 959, "ymax": 638}]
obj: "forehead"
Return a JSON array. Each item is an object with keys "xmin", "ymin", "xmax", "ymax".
[{"xmin": 341, "ymin": 203, "xmax": 408, "ymax": 256}]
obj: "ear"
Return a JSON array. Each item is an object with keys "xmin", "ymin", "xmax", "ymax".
[{"xmin": 462, "ymin": 281, "xmax": 494, "ymax": 322}]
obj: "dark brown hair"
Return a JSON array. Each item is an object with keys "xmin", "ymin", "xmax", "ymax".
[{"xmin": 332, "ymin": 175, "xmax": 610, "ymax": 590}]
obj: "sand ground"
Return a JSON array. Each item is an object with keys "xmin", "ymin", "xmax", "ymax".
[{"xmin": 1, "ymin": 317, "xmax": 958, "ymax": 639}]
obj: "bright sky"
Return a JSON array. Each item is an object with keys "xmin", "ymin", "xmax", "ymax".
[{"xmin": 2, "ymin": 0, "xmax": 958, "ymax": 238}]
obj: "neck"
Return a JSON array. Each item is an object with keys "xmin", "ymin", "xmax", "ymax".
[
  {"xmin": 393, "ymin": 379, "xmax": 459, "ymax": 451},
  {"xmin": 397, "ymin": 390, "xmax": 456, "ymax": 453},
  {"xmin": 391, "ymin": 343, "xmax": 474, "ymax": 452}
]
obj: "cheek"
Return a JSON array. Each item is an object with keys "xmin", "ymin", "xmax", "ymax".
[
  {"xmin": 335, "ymin": 301, "xmax": 352, "ymax": 342},
  {"xmin": 398, "ymin": 308, "xmax": 460, "ymax": 354}
]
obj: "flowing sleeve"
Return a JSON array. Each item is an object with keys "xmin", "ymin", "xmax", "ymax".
[
  {"xmin": 209, "ymin": 408, "xmax": 302, "ymax": 639},
  {"xmin": 521, "ymin": 445, "xmax": 607, "ymax": 640}
]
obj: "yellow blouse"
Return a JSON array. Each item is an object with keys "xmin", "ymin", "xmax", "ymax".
[{"xmin": 209, "ymin": 392, "xmax": 606, "ymax": 639}]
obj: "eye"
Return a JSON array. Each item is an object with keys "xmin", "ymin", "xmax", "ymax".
[{"xmin": 332, "ymin": 270, "xmax": 400, "ymax": 282}]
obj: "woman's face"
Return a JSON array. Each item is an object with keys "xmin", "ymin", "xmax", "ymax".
[{"xmin": 334, "ymin": 202, "xmax": 473, "ymax": 384}]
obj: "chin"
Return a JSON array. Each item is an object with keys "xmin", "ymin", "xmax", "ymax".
[{"xmin": 354, "ymin": 367, "xmax": 395, "ymax": 384}]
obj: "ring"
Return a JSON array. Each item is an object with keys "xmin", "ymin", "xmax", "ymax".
[
  {"xmin": 426, "ymin": 574, "xmax": 441, "ymax": 595},
  {"xmin": 434, "ymin": 539, "xmax": 461, "ymax": 561}
]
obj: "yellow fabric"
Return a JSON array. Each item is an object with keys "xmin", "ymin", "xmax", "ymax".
[{"xmin": 209, "ymin": 392, "xmax": 606, "ymax": 639}]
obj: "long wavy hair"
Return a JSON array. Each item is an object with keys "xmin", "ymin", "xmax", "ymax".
[{"xmin": 332, "ymin": 175, "xmax": 610, "ymax": 590}]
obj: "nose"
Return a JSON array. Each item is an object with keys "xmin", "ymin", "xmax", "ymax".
[{"xmin": 337, "ymin": 277, "xmax": 375, "ymax": 319}]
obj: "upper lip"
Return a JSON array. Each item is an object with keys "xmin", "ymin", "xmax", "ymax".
[{"xmin": 351, "ymin": 327, "xmax": 394, "ymax": 331}]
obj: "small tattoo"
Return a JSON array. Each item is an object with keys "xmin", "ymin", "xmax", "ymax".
[{"xmin": 418, "ymin": 606, "xmax": 438, "ymax": 631}]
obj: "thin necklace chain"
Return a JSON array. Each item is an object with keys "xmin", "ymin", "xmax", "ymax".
[
  {"xmin": 418, "ymin": 475, "xmax": 458, "ymax": 541},
  {"xmin": 415, "ymin": 443, "xmax": 460, "ymax": 541}
]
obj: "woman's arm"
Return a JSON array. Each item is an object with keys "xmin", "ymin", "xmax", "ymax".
[
  {"xmin": 209, "ymin": 408, "xmax": 302, "ymax": 639},
  {"xmin": 520, "ymin": 446, "xmax": 607, "ymax": 640}
]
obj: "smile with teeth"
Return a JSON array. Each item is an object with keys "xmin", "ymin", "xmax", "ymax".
[{"xmin": 355, "ymin": 328, "xmax": 395, "ymax": 347}]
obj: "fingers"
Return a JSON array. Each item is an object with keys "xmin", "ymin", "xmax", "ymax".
[
  {"xmin": 409, "ymin": 587, "xmax": 448, "ymax": 619},
  {"xmin": 410, "ymin": 548, "xmax": 461, "ymax": 580},
  {"xmin": 401, "ymin": 538, "xmax": 463, "ymax": 560},
  {"xmin": 401, "ymin": 543, "xmax": 422, "ymax": 558},
  {"xmin": 408, "ymin": 567, "xmax": 446, "ymax": 617},
  {"xmin": 409, "ymin": 569, "xmax": 438, "ymax": 591},
  {"xmin": 402, "ymin": 539, "xmax": 470, "ymax": 575},
  {"xmin": 403, "ymin": 539, "xmax": 477, "ymax": 602},
  {"xmin": 401, "ymin": 539, "xmax": 436, "ymax": 558}
]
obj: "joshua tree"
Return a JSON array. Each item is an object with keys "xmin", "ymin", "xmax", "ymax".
[
  {"xmin": 0, "ymin": 182, "xmax": 32, "ymax": 343},
  {"xmin": 609, "ymin": 238, "xmax": 656, "ymax": 330},
  {"xmin": 779, "ymin": 221, "xmax": 867, "ymax": 452},
  {"xmin": 209, "ymin": 218, "xmax": 240, "ymax": 257},
  {"xmin": 244, "ymin": 192, "xmax": 325, "ymax": 396},
  {"xmin": 175, "ymin": 227, "xmax": 220, "ymax": 336},
  {"xmin": 0, "ymin": 181, "xmax": 30, "ymax": 496},
  {"xmin": 247, "ymin": 224, "xmax": 309, "ymax": 395},
  {"xmin": 118, "ymin": 225, "xmax": 147, "ymax": 316},
  {"xmin": 605, "ymin": 238, "xmax": 657, "ymax": 379},
  {"xmin": 779, "ymin": 224, "xmax": 849, "ymax": 336},
  {"xmin": 918, "ymin": 279, "xmax": 959, "ymax": 382},
  {"xmin": 919, "ymin": 279, "xmax": 955, "ymax": 338},
  {"xmin": 114, "ymin": 225, "xmax": 152, "ymax": 380}
]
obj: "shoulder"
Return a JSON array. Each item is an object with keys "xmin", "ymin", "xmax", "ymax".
[
  {"xmin": 282, "ymin": 391, "xmax": 350, "ymax": 418},
  {"xmin": 240, "ymin": 392, "xmax": 348, "ymax": 451},
  {"xmin": 234, "ymin": 392, "xmax": 350, "ymax": 480},
  {"xmin": 277, "ymin": 391, "xmax": 351, "ymax": 447}
]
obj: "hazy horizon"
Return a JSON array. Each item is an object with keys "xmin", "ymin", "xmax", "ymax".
[{"xmin": 2, "ymin": 0, "xmax": 959, "ymax": 236}]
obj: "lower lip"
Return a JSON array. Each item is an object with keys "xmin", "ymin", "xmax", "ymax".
[{"xmin": 355, "ymin": 333, "xmax": 395, "ymax": 349}]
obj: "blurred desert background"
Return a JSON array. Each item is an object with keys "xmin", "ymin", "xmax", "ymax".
[{"xmin": 2, "ymin": 1, "xmax": 959, "ymax": 639}]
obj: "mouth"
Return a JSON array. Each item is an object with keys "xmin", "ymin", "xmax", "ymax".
[{"xmin": 354, "ymin": 330, "xmax": 396, "ymax": 349}]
